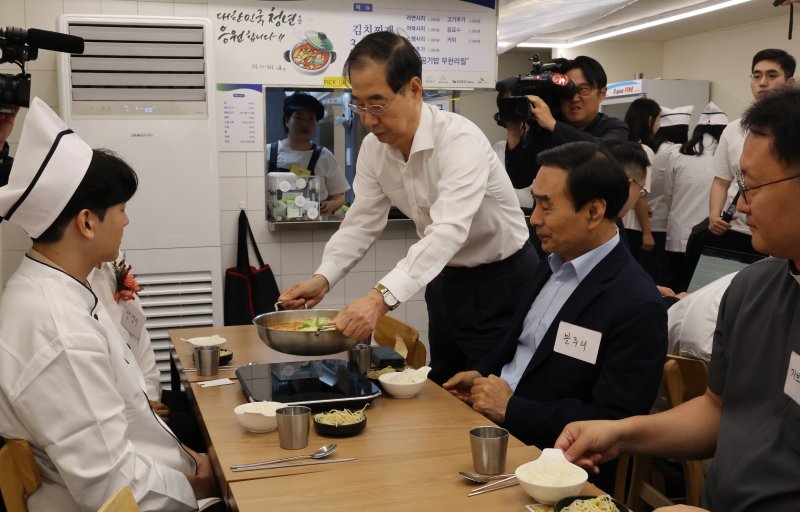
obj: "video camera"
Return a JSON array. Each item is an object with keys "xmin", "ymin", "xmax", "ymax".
[
  {"xmin": 495, "ymin": 53, "xmax": 575, "ymax": 125},
  {"xmin": 0, "ymin": 27, "xmax": 84, "ymax": 113}
]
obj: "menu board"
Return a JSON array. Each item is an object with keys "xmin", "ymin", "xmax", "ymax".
[
  {"xmin": 210, "ymin": 0, "xmax": 497, "ymax": 89},
  {"xmin": 215, "ymin": 84, "xmax": 264, "ymax": 151}
]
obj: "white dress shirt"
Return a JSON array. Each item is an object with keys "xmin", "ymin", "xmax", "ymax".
[
  {"xmin": 315, "ymin": 104, "xmax": 529, "ymax": 302},
  {"xmin": 711, "ymin": 118, "xmax": 750, "ymax": 235},
  {"xmin": 500, "ymin": 233, "xmax": 620, "ymax": 391},
  {"xmin": 667, "ymin": 271, "xmax": 737, "ymax": 362},
  {"xmin": 0, "ymin": 257, "xmax": 196, "ymax": 512},
  {"xmin": 664, "ymin": 135, "xmax": 718, "ymax": 252}
]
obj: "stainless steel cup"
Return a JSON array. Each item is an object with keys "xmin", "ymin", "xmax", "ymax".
[
  {"xmin": 193, "ymin": 346, "xmax": 220, "ymax": 376},
  {"xmin": 470, "ymin": 426, "xmax": 509, "ymax": 475},
  {"xmin": 276, "ymin": 406, "xmax": 311, "ymax": 450},
  {"xmin": 348, "ymin": 343, "xmax": 372, "ymax": 375}
]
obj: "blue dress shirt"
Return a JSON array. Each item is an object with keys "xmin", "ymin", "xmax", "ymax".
[{"xmin": 500, "ymin": 233, "xmax": 620, "ymax": 391}]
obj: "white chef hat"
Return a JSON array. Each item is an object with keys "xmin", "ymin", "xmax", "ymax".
[
  {"xmin": 0, "ymin": 97, "xmax": 93, "ymax": 239},
  {"xmin": 659, "ymin": 105, "xmax": 694, "ymax": 127},
  {"xmin": 697, "ymin": 101, "xmax": 729, "ymax": 126}
]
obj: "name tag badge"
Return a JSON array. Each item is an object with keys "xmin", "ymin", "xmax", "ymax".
[
  {"xmin": 554, "ymin": 321, "xmax": 602, "ymax": 365},
  {"xmin": 785, "ymin": 351, "xmax": 800, "ymax": 406},
  {"xmin": 121, "ymin": 301, "xmax": 145, "ymax": 338}
]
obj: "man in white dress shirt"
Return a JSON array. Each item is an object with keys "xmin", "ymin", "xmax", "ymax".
[
  {"xmin": 0, "ymin": 98, "xmax": 217, "ymax": 511},
  {"xmin": 279, "ymin": 32, "xmax": 537, "ymax": 383}
]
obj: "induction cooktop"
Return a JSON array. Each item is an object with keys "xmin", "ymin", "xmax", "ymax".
[{"xmin": 236, "ymin": 359, "xmax": 381, "ymax": 411}]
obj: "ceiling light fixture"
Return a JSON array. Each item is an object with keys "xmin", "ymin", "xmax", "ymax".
[{"xmin": 517, "ymin": 0, "xmax": 755, "ymax": 49}]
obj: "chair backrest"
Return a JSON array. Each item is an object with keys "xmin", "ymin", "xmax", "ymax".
[
  {"xmin": 0, "ymin": 438, "xmax": 42, "ymax": 512},
  {"xmin": 98, "ymin": 486, "xmax": 139, "ymax": 512},
  {"xmin": 664, "ymin": 355, "xmax": 708, "ymax": 407},
  {"xmin": 373, "ymin": 315, "xmax": 427, "ymax": 369}
]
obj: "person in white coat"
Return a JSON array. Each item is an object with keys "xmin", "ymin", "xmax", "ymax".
[
  {"xmin": 663, "ymin": 102, "xmax": 729, "ymax": 292},
  {"xmin": 0, "ymin": 98, "xmax": 218, "ymax": 511}
]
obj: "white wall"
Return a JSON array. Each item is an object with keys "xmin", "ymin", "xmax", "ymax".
[
  {"xmin": 664, "ymin": 15, "xmax": 797, "ymax": 119},
  {"xmin": 556, "ymin": 40, "xmax": 665, "ymax": 85},
  {"xmin": 0, "ymin": 0, "xmax": 429, "ymax": 346}
]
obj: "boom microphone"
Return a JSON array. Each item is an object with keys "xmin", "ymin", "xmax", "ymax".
[{"xmin": 0, "ymin": 27, "xmax": 84, "ymax": 54}]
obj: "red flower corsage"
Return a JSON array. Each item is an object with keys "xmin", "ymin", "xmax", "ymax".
[{"xmin": 112, "ymin": 255, "xmax": 141, "ymax": 303}]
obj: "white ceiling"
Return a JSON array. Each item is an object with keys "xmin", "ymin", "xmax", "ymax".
[{"xmin": 501, "ymin": 0, "xmax": 788, "ymax": 50}]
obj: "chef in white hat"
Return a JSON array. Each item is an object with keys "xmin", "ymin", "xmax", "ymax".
[
  {"xmin": 663, "ymin": 101, "xmax": 730, "ymax": 291},
  {"xmin": 0, "ymin": 98, "xmax": 217, "ymax": 511},
  {"xmin": 647, "ymin": 105, "xmax": 693, "ymax": 286}
]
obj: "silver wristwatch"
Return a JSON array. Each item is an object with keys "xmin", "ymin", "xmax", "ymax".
[{"xmin": 373, "ymin": 283, "xmax": 400, "ymax": 310}]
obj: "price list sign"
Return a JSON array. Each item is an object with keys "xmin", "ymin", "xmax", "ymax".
[{"xmin": 215, "ymin": 84, "xmax": 265, "ymax": 151}]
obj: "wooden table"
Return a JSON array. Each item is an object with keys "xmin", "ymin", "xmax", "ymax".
[
  {"xmin": 170, "ymin": 325, "xmax": 345, "ymax": 383},
  {"xmin": 175, "ymin": 326, "xmax": 603, "ymax": 511}
]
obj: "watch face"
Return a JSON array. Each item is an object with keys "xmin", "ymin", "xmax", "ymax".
[{"xmin": 384, "ymin": 291, "xmax": 398, "ymax": 306}]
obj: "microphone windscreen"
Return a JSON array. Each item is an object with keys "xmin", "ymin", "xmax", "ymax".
[{"xmin": 27, "ymin": 28, "xmax": 84, "ymax": 54}]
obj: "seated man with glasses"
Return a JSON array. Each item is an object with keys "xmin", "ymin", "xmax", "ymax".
[
  {"xmin": 556, "ymin": 87, "xmax": 800, "ymax": 512},
  {"xmin": 445, "ymin": 141, "xmax": 667, "ymax": 491},
  {"xmin": 504, "ymin": 56, "xmax": 629, "ymax": 192},
  {"xmin": 279, "ymin": 31, "xmax": 538, "ymax": 385}
]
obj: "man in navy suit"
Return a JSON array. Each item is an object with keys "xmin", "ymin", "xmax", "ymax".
[{"xmin": 445, "ymin": 141, "xmax": 667, "ymax": 490}]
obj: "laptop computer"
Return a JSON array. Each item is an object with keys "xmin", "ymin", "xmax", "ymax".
[{"xmin": 687, "ymin": 247, "xmax": 764, "ymax": 293}]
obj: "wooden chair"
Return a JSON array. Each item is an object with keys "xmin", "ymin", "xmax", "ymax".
[
  {"xmin": 627, "ymin": 355, "xmax": 709, "ymax": 509},
  {"xmin": 98, "ymin": 486, "xmax": 139, "ymax": 512},
  {"xmin": 0, "ymin": 438, "xmax": 42, "ymax": 512},
  {"xmin": 373, "ymin": 315, "xmax": 427, "ymax": 369}
]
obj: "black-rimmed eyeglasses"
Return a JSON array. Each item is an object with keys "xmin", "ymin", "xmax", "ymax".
[
  {"xmin": 348, "ymin": 88, "xmax": 403, "ymax": 117},
  {"xmin": 630, "ymin": 179, "xmax": 648, "ymax": 198},
  {"xmin": 735, "ymin": 170, "xmax": 800, "ymax": 204}
]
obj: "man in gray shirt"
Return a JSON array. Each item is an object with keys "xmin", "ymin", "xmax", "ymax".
[{"xmin": 554, "ymin": 88, "xmax": 800, "ymax": 511}]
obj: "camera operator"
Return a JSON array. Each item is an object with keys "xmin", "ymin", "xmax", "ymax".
[
  {"xmin": 0, "ymin": 107, "xmax": 19, "ymax": 176},
  {"xmin": 504, "ymin": 56, "xmax": 628, "ymax": 189}
]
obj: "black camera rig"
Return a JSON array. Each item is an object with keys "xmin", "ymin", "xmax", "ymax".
[
  {"xmin": 0, "ymin": 27, "xmax": 84, "ymax": 113},
  {"xmin": 494, "ymin": 53, "xmax": 576, "ymax": 125}
]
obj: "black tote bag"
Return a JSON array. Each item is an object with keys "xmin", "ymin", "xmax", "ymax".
[{"xmin": 224, "ymin": 210, "xmax": 281, "ymax": 325}]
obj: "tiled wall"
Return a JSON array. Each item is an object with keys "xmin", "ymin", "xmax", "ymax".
[{"xmin": 0, "ymin": 0, "xmax": 430, "ymax": 350}]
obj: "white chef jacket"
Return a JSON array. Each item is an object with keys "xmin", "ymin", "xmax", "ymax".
[
  {"xmin": 667, "ymin": 271, "xmax": 738, "ymax": 362},
  {"xmin": 621, "ymin": 144, "xmax": 655, "ymax": 231},
  {"xmin": 711, "ymin": 118, "xmax": 750, "ymax": 235},
  {"xmin": 315, "ymin": 104, "xmax": 529, "ymax": 302},
  {"xmin": 266, "ymin": 140, "xmax": 350, "ymax": 200},
  {"xmin": 89, "ymin": 261, "xmax": 161, "ymax": 400},
  {"xmin": 649, "ymin": 142, "xmax": 681, "ymax": 233},
  {"xmin": 664, "ymin": 135, "xmax": 718, "ymax": 252},
  {"xmin": 0, "ymin": 256, "xmax": 197, "ymax": 512}
]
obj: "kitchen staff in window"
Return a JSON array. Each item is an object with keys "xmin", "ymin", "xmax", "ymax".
[
  {"xmin": 278, "ymin": 32, "xmax": 538, "ymax": 384},
  {"xmin": 266, "ymin": 93, "xmax": 349, "ymax": 214}
]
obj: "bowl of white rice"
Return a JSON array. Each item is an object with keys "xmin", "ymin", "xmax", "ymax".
[
  {"xmin": 234, "ymin": 401, "xmax": 286, "ymax": 433},
  {"xmin": 515, "ymin": 449, "xmax": 588, "ymax": 504},
  {"xmin": 377, "ymin": 367, "xmax": 430, "ymax": 398}
]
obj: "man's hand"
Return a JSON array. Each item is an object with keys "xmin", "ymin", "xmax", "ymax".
[
  {"xmin": 184, "ymin": 447, "xmax": 219, "ymax": 499},
  {"xmin": 0, "ymin": 106, "xmax": 20, "ymax": 148},
  {"xmin": 526, "ymin": 95, "xmax": 557, "ymax": 132},
  {"xmin": 554, "ymin": 420, "xmax": 626, "ymax": 475},
  {"xmin": 708, "ymin": 215, "xmax": 732, "ymax": 236},
  {"xmin": 656, "ymin": 285, "xmax": 676, "ymax": 298},
  {"xmin": 469, "ymin": 375, "xmax": 513, "ymax": 424},
  {"xmin": 278, "ymin": 274, "xmax": 330, "ymax": 309},
  {"xmin": 641, "ymin": 231, "xmax": 655, "ymax": 252},
  {"xmin": 149, "ymin": 400, "xmax": 170, "ymax": 422},
  {"xmin": 333, "ymin": 289, "xmax": 388, "ymax": 341},
  {"xmin": 442, "ymin": 370, "xmax": 481, "ymax": 404}
]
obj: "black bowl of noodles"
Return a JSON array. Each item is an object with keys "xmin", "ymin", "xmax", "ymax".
[
  {"xmin": 312, "ymin": 408, "xmax": 367, "ymax": 437},
  {"xmin": 554, "ymin": 495, "xmax": 630, "ymax": 512}
]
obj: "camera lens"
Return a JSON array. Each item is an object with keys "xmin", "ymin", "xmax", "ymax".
[{"xmin": 0, "ymin": 73, "xmax": 31, "ymax": 109}]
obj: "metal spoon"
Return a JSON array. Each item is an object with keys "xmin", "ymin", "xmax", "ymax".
[
  {"xmin": 459, "ymin": 471, "xmax": 516, "ymax": 483},
  {"xmin": 230, "ymin": 444, "xmax": 338, "ymax": 469}
]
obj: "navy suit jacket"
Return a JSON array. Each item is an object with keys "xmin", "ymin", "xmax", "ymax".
[{"xmin": 476, "ymin": 241, "xmax": 667, "ymax": 451}]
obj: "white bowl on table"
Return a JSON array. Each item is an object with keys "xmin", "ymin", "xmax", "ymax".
[
  {"xmin": 378, "ymin": 367, "xmax": 430, "ymax": 398},
  {"xmin": 184, "ymin": 334, "xmax": 227, "ymax": 348},
  {"xmin": 234, "ymin": 401, "xmax": 286, "ymax": 433},
  {"xmin": 515, "ymin": 449, "xmax": 588, "ymax": 504}
]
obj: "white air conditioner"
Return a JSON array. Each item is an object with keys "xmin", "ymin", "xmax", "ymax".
[{"xmin": 56, "ymin": 15, "xmax": 222, "ymax": 387}]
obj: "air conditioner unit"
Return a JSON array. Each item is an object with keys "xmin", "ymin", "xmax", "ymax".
[{"xmin": 55, "ymin": 14, "xmax": 223, "ymax": 387}]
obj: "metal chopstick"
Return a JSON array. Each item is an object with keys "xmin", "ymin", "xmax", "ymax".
[
  {"xmin": 231, "ymin": 457, "xmax": 356, "ymax": 472},
  {"xmin": 467, "ymin": 480, "xmax": 519, "ymax": 497},
  {"xmin": 466, "ymin": 475, "xmax": 517, "ymax": 496}
]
